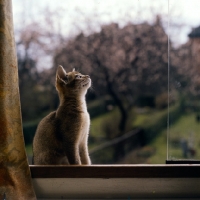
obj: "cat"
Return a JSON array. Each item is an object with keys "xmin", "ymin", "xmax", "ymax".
[{"xmin": 32, "ymin": 65, "xmax": 91, "ymax": 165}]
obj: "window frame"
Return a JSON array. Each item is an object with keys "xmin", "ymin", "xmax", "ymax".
[
  {"xmin": 30, "ymin": 164, "xmax": 200, "ymax": 199},
  {"xmin": 30, "ymin": 164, "xmax": 200, "ymax": 178}
]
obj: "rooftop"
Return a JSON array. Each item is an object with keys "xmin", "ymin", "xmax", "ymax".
[{"xmin": 188, "ymin": 26, "xmax": 200, "ymax": 38}]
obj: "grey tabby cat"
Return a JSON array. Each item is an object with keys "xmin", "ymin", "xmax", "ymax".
[{"xmin": 33, "ymin": 65, "xmax": 91, "ymax": 165}]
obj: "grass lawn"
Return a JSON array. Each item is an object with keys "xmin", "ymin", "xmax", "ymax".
[
  {"xmin": 168, "ymin": 112, "xmax": 200, "ymax": 160},
  {"xmin": 121, "ymin": 111, "xmax": 200, "ymax": 164},
  {"xmin": 147, "ymin": 112, "xmax": 200, "ymax": 163},
  {"xmin": 146, "ymin": 130, "xmax": 167, "ymax": 164},
  {"xmin": 90, "ymin": 106, "xmax": 171, "ymax": 164}
]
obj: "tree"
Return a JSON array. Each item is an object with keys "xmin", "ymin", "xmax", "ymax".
[
  {"xmin": 16, "ymin": 10, "xmax": 67, "ymax": 121},
  {"xmin": 53, "ymin": 16, "xmax": 172, "ymax": 160},
  {"xmin": 16, "ymin": 22, "xmax": 57, "ymax": 121}
]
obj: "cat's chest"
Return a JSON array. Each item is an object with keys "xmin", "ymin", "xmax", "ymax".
[{"xmin": 80, "ymin": 112, "xmax": 90, "ymax": 133}]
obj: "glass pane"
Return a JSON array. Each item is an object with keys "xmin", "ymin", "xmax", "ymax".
[
  {"xmin": 168, "ymin": 0, "xmax": 200, "ymax": 161},
  {"xmin": 13, "ymin": 0, "xmax": 172, "ymax": 164}
]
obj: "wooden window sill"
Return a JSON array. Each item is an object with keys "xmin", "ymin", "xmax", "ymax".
[{"xmin": 30, "ymin": 164, "xmax": 200, "ymax": 199}]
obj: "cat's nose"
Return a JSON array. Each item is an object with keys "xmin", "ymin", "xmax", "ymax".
[{"xmin": 86, "ymin": 75, "xmax": 90, "ymax": 78}]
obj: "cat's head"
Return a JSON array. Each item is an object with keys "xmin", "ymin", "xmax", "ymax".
[{"xmin": 56, "ymin": 65, "xmax": 91, "ymax": 97}]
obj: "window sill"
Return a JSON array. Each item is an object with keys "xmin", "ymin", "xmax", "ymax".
[{"xmin": 30, "ymin": 164, "xmax": 200, "ymax": 199}]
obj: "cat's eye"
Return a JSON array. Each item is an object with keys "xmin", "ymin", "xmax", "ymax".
[{"xmin": 75, "ymin": 75, "xmax": 82, "ymax": 79}]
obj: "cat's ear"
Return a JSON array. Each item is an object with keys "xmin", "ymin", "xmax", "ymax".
[
  {"xmin": 72, "ymin": 68, "xmax": 75, "ymax": 72},
  {"xmin": 56, "ymin": 65, "xmax": 68, "ymax": 84}
]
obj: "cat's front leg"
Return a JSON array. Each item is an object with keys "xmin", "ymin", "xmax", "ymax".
[
  {"xmin": 79, "ymin": 144, "xmax": 91, "ymax": 165},
  {"xmin": 65, "ymin": 144, "xmax": 81, "ymax": 165}
]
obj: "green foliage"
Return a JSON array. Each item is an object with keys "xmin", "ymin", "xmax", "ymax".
[
  {"xmin": 140, "ymin": 103, "xmax": 182, "ymax": 144},
  {"xmin": 88, "ymin": 96, "xmax": 115, "ymax": 118},
  {"xmin": 89, "ymin": 104, "xmax": 182, "ymax": 164},
  {"xmin": 91, "ymin": 147, "xmax": 115, "ymax": 164},
  {"xmin": 136, "ymin": 95, "xmax": 155, "ymax": 108},
  {"xmin": 89, "ymin": 109, "xmax": 119, "ymax": 148},
  {"xmin": 25, "ymin": 144, "xmax": 33, "ymax": 156},
  {"xmin": 88, "ymin": 100, "xmax": 106, "ymax": 118},
  {"xmin": 145, "ymin": 131, "xmax": 167, "ymax": 164},
  {"xmin": 155, "ymin": 93, "xmax": 168, "ymax": 109},
  {"xmin": 148, "ymin": 112, "xmax": 200, "ymax": 163},
  {"xmin": 23, "ymin": 120, "xmax": 39, "ymax": 145},
  {"xmin": 120, "ymin": 104, "xmax": 186, "ymax": 164},
  {"xmin": 89, "ymin": 107, "xmax": 134, "ymax": 148},
  {"xmin": 168, "ymin": 113, "xmax": 200, "ymax": 159}
]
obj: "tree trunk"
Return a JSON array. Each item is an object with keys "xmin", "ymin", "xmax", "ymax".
[{"xmin": 102, "ymin": 67, "xmax": 128, "ymax": 161}]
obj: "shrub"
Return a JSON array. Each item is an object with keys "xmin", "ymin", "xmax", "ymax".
[
  {"xmin": 155, "ymin": 93, "xmax": 168, "ymax": 109},
  {"xmin": 23, "ymin": 121, "xmax": 39, "ymax": 145},
  {"xmin": 142, "ymin": 103, "xmax": 182, "ymax": 144},
  {"xmin": 88, "ymin": 96, "xmax": 115, "ymax": 118}
]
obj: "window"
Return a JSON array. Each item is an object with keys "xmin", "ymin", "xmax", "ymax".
[
  {"xmin": 1, "ymin": 0, "xmax": 199, "ymax": 199},
  {"xmin": 167, "ymin": 0, "xmax": 200, "ymax": 162},
  {"xmin": 13, "ymin": 0, "xmax": 200, "ymax": 165}
]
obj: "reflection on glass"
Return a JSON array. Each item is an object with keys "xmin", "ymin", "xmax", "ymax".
[{"xmin": 168, "ymin": 0, "xmax": 200, "ymax": 161}]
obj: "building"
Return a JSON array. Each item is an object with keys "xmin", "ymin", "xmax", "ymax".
[{"xmin": 188, "ymin": 26, "xmax": 200, "ymax": 65}]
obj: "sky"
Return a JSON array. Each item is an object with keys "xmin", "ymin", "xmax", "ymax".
[
  {"xmin": 12, "ymin": 0, "xmax": 200, "ymax": 46},
  {"xmin": 11, "ymin": 0, "xmax": 200, "ymax": 70},
  {"xmin": 12, "ymin": 0, "xmax": 168, "ymax": 32}
]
